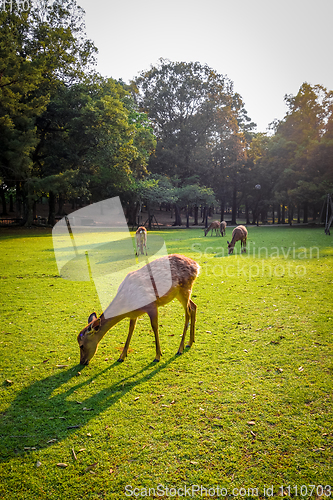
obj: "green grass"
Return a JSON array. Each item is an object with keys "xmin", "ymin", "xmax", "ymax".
[{"xmin": 0, "ymin": 225, "xmax": 332, "ymax": 499}]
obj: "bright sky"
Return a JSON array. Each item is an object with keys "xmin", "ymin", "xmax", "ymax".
[{"xmin": 77, "ymin": 0, "xmax": 333, "ymax": 133}]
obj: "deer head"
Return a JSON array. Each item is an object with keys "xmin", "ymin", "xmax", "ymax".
[{"xmin": 77, "ymin": 312, "xmax": 101, "ymax": 365}]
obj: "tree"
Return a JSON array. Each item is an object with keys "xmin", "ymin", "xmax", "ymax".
[
  {"xmin": 32, "ymin": 78, "xmax": 156, "ymax": 224},
  {"xmin": 29, "ymin": 0, "xmax": 97, "ymax": 85},
  {"xmin": 177, "ymin": 184, "xmax": 216, "ymax": 227},
  {"xmin": 209, "ymin": 92, "xmax": 255, "ymax": 224},
  {"xmin": 243, "ymin": 133, "xmax": 271, "ymax": 224},
  {"xmin": 0, "ymin": 0, "xmax": 98, "ymax": 224},
  {"xmin": 269, "ymin": 83, "xmax": 333, "ymax": 222},
  {"xmin": 133, "ymin": 59, "xmax": 234, "ymax": 182},
  {"xmin": 0, "ymin": 8, "xmax": 49, "ymax": 217},
  {"xmin": 132, "ymin": 59, "xmax": 254, "ymax": 224}
]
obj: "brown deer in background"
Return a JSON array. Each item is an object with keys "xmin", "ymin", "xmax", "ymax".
[
  {"xmin": 204, "ymin": 220, "xmax": 220, "ymax": 236},
  {"xmin": 77, "ymin": 254, "xmax": 199, "ymax": 365},
  {"xmin": 135, "ymin": 226, "xmax": 147, "ymax": 255},
  {"xmin": 220, "ymin": 220, "xmax": 227, "ymax": 237},
  {"xmin": 227, "ymin": 225, "xmax": 248, "ymax": 254}
]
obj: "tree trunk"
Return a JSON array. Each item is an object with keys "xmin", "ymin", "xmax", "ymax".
[
  {"xmin": 201, "ymin": 206, "xmax": 206, "ymax": 224},
  {"xmin": 173, "ymin": 204, "xmax": 182, "ymax": 226},
  {"xmin": 48, "ymin": 191, "xmax": 56, "ymax": 226},
  {"xmin": 281, "ymin": 204, "xmax": 285, "ymax": 224},
  {"xmin": 251, "ymin": 207, "xmax": 256, "ymax": 225},
  {"xmin": 127, "ymin": 201, "xmax": 140, "ymax": 227},
  {"xmin": 277, "ymin": 204, "xmax": 281, "ymax": 224},
  {"xmin": 57, "ymin": 194, "xmax": 66, "ymax": 216},
  {"xmin": 245, "ymin": 201, "xmax": 250, "ymax": 225},
  {"xmin": 231, "ymin": 185, "xmax": 237, "ymax": 225},
  {"xmin": 186, "ymin": 207, "xmax": 189, "ymax": 228},
  {"xmin": 23, "ymin": 181, "xmax": 34, "ymax": 226},
  {"xmin": 303, "ymin": 202, "xmax": 308, "ymax": 223},
  {"xmin": 9, "ymin": 193, "xmax": 14, "ymax": 212},
  {"xmin": 271, "ymin": 205, "xmax": 275, "ymax": 224},
  {"xmin": 288, "ymin": 204, "xmax": 294, "ymax": 225},
  {"xmin": 193, "ymin": 205, "xmax": 199, "ymax": 225},
  {"xmin": 220, "ymin": 199, "xmax": 225, "ymax": 222},
  {"xmin": 297, "ymin": 205, "xmax": 301, "ymax": 223},
  {"xmin": 0, "ymin": 186, "xmax": 7, "ymax": 215},
  {"xmin": 147, "ymin": 203, "xmax": 152, "ymax": 230},
  {"xmin": 16, "ymin": 182, "xmax": 22, "ymax": 218}
]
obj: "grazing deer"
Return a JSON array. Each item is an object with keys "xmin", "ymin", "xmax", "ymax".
[
  {"xmin": 135, "ymin": 226, "xmax": 147, "ymax": 256},
  {"xmin": 77, "ymin": 254, "xmax": 199, "ymax": 365},
  {"xmin": 227, "ymin": 225, "xmax": 248, "ymax": 254},
  {"xmin": 204, "ymin": 220, "xmax": 220, "ymax": 236},
  {"xmin": 220, "ymin": 220, "xmax": 227, "ymax": 237}
]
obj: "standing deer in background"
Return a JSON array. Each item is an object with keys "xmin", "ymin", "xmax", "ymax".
[
  {"xmin": 135, "ymin": 226, "xmax": 147, "ymax": 255},
  {"xmin": 227, "ymin": 225, "xmax": 248, "ymax": 254},
  {"xmin": 220, "ymin": 220, "xmax": 227, "ymax": 237},
  {"xmin": 204, "ymin": 220, "xmax": 220, "ymax": 236},
  {"xmin": 77, "ymin": 254, "xmax": 199, "ymax": 365}
]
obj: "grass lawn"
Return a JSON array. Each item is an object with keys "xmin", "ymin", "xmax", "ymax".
[{"xmin": 0, "ymin": 225, "xmax": 332, "ymax": 499}]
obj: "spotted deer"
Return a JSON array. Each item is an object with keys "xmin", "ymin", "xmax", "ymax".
[
  {"xmin": 204, "ymin": 221, "xmax": 220, "ymax": 236},
  {"xmin": 135, "ymin": 226, "xmax": 147, "ymax": 256},
  {"xmin": 227, "ymin": 225, "xmax": 248, "ymax": 254},
  {"xmin": 77, "ymin": 254, "xmax": 199, "ymax": 365},
  {"xmin": 220, "ymin": 220, "xmax": 227, "ymax": 237}
]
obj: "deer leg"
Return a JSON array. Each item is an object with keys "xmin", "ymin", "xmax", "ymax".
[
  {"xmin": 147, "ymin": 306, "xmax": 161, "ymax": 362},
  {"xmin": 187, "ymin": 299, "xmax": 197, "ymax": 347},
  {"xmin": 177, "ymin": 307, "xmax": 190, "ymax": 355},
  {"xmin": 176, "ymin": 290, "xmax": 192, "ymax": 354},
  {"xmin": 118, "ymin": 318, "xmax": 137, "ymax": 362}
]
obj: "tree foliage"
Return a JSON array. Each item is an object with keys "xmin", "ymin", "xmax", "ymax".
[
  {"xmin": 239, "ymin": 83, "xmax": 333, "ymax": 223},
  {"xmin": 1, "ymin": 3, "xmax": 332, "ymax": 227},
  {"xmin": 132, "ymin": 59, "xmax": 255, "ymax": 224},
  {"xmin": 0, "ymin": 0, "xmax": 99, "ymax": 221},
  {"xmin": 0, "ymin": 1, "xmax": 155, "ymax": 224}
]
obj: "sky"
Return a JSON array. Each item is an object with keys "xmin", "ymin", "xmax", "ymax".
[{"xmin": 77, "ymin": 0, "xmax": 333, "ymax": 133}]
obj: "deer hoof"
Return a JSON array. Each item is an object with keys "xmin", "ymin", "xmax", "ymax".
[
  {"xmin": 117, "ymin": 358, "xmax": 124, "ymax": 363},
  {"xmin": 153, "ymin": 358, "xmax": 160, "ymax": 363}
]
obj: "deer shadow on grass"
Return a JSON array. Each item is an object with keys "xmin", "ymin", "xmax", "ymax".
[{"xmin": 0, "ymin": 352, "xmax": 187, "ymax": 460}]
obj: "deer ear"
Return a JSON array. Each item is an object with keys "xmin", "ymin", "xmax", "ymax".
[
  {"xmin": 86, "ymin": 313, "xmax": 100, "ymax": 335},
  {"xmin": 87, "ymin": 318, "xmax": 101, "ymax": 335},
  {"xmin": 88, "ymin": 312, "xmax": 97, "ymax": 323}
]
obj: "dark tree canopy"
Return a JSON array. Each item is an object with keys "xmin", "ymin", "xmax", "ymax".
[
  {"xmin": 1, "ymin": 3, "xmax": 332, "ymax": 227},
  {"xmin": 0, "ymin": 1, "xmax": 155, "ymax": 224},
  {"xmin": 133, "ymin": 60, "xmax": 235, "ymax": 181}
]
